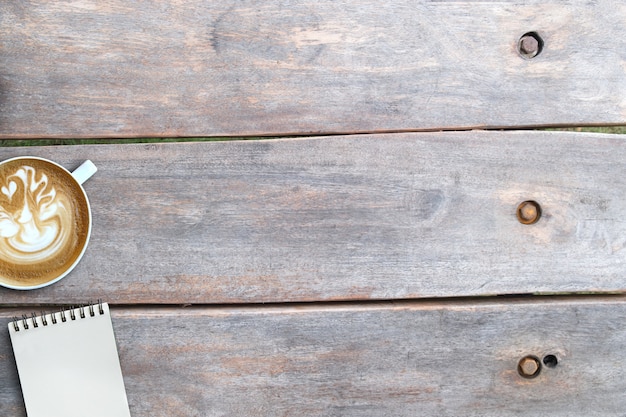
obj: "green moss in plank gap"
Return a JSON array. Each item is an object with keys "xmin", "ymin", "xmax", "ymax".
[{"xmin": 0, "ymin": 127, "xmax": 625, "ymax": 147}]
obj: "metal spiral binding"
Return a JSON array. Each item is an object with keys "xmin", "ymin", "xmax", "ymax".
[{"xmin": 11, "ymin": 300, "xmax": 105, "ymax": 332}]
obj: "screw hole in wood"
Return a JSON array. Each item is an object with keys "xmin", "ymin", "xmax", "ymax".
[
  {"xmin": 518, "ymin": 32, "xmax": 544, "ymax": 59},
  {"xmin": 543, "ymin": 354, "xmax": 558, "ymax": 368},
  {"xmin": 516, "ymin": 200, "xmax": 542, "ymax": 225}
]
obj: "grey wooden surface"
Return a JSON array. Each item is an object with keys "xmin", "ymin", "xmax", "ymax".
[
  {"xmin": 2, "ymin": 297, "xmax": 626, "ymax": 416},
  {"xmin": 1, "ymin": 131, "xmax": 626, "ymax": 304},
  {"xmin": 1, "ymin": 0, "xmax": 626, "ymax": 138},
  {"xmin": 2, "ymin": 1, "xmax": 626, "ymax": 415}
]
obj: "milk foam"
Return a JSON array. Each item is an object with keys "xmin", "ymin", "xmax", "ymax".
[{"xmin": 0, "ymin": 166, "xmax": 74, "ymax": 265}]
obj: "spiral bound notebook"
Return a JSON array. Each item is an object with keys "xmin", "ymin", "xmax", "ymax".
[{"xmin": 8, "ymin": 302, "xmax": 131, "ymax": 417}]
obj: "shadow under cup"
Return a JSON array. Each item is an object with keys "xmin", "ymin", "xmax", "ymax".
[{"xmin": 0, "ymin": 157, "xmax": 92, "ymax": 290}]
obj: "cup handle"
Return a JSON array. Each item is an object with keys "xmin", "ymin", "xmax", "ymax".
[{"xmin": 71, "ymin": 160, "xmax": 98, "ymax": 185}]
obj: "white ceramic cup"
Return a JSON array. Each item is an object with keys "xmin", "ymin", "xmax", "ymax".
[{"xmin": 0, "ymin": 157, "xmax": 97, "ymax": 290}]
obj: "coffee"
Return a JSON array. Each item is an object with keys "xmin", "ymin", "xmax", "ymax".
[{"xmin": 0, "ymin": 158, "xmax": 91, "ymax": 288}]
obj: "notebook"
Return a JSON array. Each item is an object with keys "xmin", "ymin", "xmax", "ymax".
[{"xmin": 8, "ymin": 302, "xmax": 131, "ymax": 417}]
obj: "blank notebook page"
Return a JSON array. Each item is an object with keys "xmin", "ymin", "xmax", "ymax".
[{"xmin": 8, "ymin": 303, "xmax": 131, "ymax": 417}]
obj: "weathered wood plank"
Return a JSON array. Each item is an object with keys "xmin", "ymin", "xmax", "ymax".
[
  {"xmin": 2, "ymin": 298, "xmax": 626, "ymax": 416},
  {"xmin": 0, "ymin": 131, "xmax": 624, "ymax": 302},
  {"xmin": 1, "ymin": 1, "xmax": 625, "ymax": 138}
]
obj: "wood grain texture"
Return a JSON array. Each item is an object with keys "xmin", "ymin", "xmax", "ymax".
[
  {"xmin": 0, "ymin": 131, "xmax": 625, "ymax": 303},
  {"xmin": 1, "ymin": 0, "xmax": 625, "ymax": 138},
  {"xmin": 2, "ymin": 298, "xmax": 626, "ymax": 416}
]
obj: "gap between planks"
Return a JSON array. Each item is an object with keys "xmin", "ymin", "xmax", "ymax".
[
  {"xmin": 2, "ymin": 123, "xmax": 626, "ymax": 143},
  {"xmin": 2, "ymin": 294, "xmax": 626, "ymax": 317}
]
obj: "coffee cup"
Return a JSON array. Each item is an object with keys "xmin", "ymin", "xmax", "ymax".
[{"xmin": 0, "ymin": 157, "xmax": 96, "ymax": 290}]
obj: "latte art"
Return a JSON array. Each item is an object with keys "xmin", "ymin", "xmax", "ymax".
[
  {"xmin": 0, "ymin": 165, "xmax": 73, "ymax": 264},
  {"xmin": 0, "ymin": 158, "xmax": 91, "ymax": 288}
]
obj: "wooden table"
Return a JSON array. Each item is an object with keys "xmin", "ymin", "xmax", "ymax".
[{"xmin": 2, "ymin": 1, "xmax": 626, "ymax": 415}]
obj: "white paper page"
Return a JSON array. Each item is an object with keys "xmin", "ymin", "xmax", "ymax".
[{"xmin": 8, "ymin": 303, "xmax": 131, "ymax": 417}]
